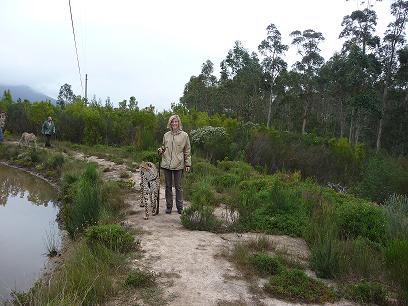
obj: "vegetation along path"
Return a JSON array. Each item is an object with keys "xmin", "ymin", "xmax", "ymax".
[{"xmin": 73, "ymin": 152, "xmax": 355, "ymax": 306}]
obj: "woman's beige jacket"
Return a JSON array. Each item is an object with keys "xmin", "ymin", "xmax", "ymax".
[{"xmin": 161, "ymin": 130, "xmax": 191, "ymax": 170}]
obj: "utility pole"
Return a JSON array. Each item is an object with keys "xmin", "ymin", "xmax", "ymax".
[{"xmin": 85, "ymin": 73, "xmax": 88, "ymax": 104}]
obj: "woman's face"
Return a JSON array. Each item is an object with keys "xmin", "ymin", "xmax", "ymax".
[{"xmin": 171, "ymin": 118, "xmax": 180, "ymax": 131}]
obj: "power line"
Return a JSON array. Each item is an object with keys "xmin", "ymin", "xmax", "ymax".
[{"xmin": 68, "ymin": 0, "xmax": 84, "ymax": 95}]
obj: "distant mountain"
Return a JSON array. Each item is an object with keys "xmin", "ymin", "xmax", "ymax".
[{"xmin": 0, "ymin": 84, "xmax": 56, "ymax": 103}]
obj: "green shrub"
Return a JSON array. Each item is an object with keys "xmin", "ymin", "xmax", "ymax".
[
  {"xmin": 356, "ymin": 155, "xmax": 408, "ymax": 203},
  {"xmin": 385, "ymin": 239, "xmax": 408, "ymax": 296},
  {"xmin": 191, "ymin": 126, "xmax": 232, "ymax": 161},
  {"xmin": 181, "ymin": 205, "xmax": 221, "ymax": 232},
  {"xmin": 305, "ymin": 196, "xmax": 340, "ymax": 279},
  {"xmin": 29, "ymin": 147, "xmax": 41, "ymax": 163},
  {"xmin": 246, "ymin": 236, "xmax": 271, "ymax": 252},
  {"xmin": 343, "ymin": 281, "xmax": 388, "ymax": 305},
  {"xmin": 192, "ymin": 161, "xmax": 221, "ymax": 177},
  {"xmin": 335, "ymin": 199, "xmax": 387, "ymax": 244},
  {"xmin": 47, "ymin": 153, "xmax": 65, "ymax": 169},
  {"xmin": 264, "ymin": 269, "xmax": 336, "ymax": 303},
  {"xmin": 217, "ymin": 160, "xmax": 254, "ymax": 180},
  {"xmin": 250, "ymin": 253, "xmax": 285, "ymax": 275},
  {"xmin": 328, "ymin": 137, "xmax": 364, "ymax": 183},
  {"xmin": 213, "ymin": 173, "xmax": 240, "ymax": 192},
  {"xmin": 384, "ymin": 194, "xmax": 408, "ymax": 240},
  {"xmin": 125, "ymin": 269, "xmax": 156, "ymax": 288},
  {"xmin": 237, "ymin": 178, "xmax": 307, "ymax": 236},
  {"xmin": 246, "ymin": 131, "xmax": 362, "ymax": 185},
  {"xmin": 101, "ymin": 181, "xmax": 125, "ymax": 216},
  {"xmin": 0, "ymin": 143, "xmax": 18, "ymax": 160},
  {"xmin": 230, "ymin": 242, "xmax": 252, "ymax": 268},
  {"xmin": 336, "ymin": 238, "xmax": 385, "ymax": 280},
  {"xmin": 191, "ymin": 179, "xmax": 217, "ymax": 207},
  {"xmin": 63, "ymin": 164, "xmax": 102, "ymax": 238},
  {"xmin": 85, "ymin": 224, "xmax": 134, "ymax": 253},
  {"xmin": 61, "ymin": 171, "xmax": 80, "ymax": 202},
  {"xmin": 136, "ymin": 150, "xmax": 160, "ymax": 164},
  {"xmin": 311, "ymin": 236, "xmax": 339, "ymax": 279}
]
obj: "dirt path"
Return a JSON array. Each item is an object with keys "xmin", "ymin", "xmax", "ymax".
[{"xmin": 75, "ymin": 153, "xmax": 355, "ymax": 306}]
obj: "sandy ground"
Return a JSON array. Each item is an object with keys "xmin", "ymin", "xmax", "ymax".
[{"xmin": 74, "ymin": 153, "xmax": 356, "ymax": 306}]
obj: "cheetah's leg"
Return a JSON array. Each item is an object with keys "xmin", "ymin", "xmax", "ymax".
[
  {"xmin": 149, "ymin": 186, "xmax": 155, "ymax": 218},
  {"xmin": 139, "ymin": 177, "xmax": 145, "ymax": 207},
  {"xmin": 152, "ymin": 179, "xmax": 159, "ymax": 215},
  {"xmin": 141, "ymin": 177, "xmax": 150, "ymax": 220}
]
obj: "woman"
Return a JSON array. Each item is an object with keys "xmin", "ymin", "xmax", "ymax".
[{"xmin": 158, "ymin": 114, "xmax": 191, "ymax": 214}]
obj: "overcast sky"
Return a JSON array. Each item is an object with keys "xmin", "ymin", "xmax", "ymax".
[{"xmin": 0, "ymin": 0, "xmax": 394, "ymax": 110}]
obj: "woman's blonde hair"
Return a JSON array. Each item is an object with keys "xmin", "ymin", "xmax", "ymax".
[{"xmin": 167, "ymin": 114, "xmax": 183, "ymax": 130}]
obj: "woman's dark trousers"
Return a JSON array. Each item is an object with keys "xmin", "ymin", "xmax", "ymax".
[{"xmin": 163, "ymin": 169, "xmax": 183, "ymax": 212}]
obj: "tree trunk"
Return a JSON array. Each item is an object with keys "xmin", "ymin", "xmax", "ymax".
[
  {"xmin": 340, "ymin": 99, "xmax": 344, "ymax": 138},
  {"xmin": 355, "ymin": 121, "xmax": 360, "ymax": 146},
  {"xmin": 302, "ymin": 105, "xmax": 307, "ymax": 135},
  {"xmin": 349, "ymin": 108, "xmax": 355, "ymax": 143},
  {"xmin": 376, "ymin": 85, "xmax": 388, "ymax": 152},
  {"xmin": 405, "ymin": 87, "xmax": 408, "ymax": 111},
  {"xmin": 266, "ymin": 88, "xmax": 274, "ymax": 128}
]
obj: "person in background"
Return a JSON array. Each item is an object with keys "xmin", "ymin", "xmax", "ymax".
[
  {"xmin": 158, "ymin": 114, "xmax": 191, "ymax": 214},
  {"xmin": 41, "ymin": 116, "xmax": 56, "ymax": 147}
]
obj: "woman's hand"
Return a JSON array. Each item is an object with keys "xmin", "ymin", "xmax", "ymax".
[
  {"xmin": 157, "ymin": 146, "xmax": 165, "ymax": 156},
  {"xmin": 185, "ymin": 166, "xmax": 191, "ymax": 173}
]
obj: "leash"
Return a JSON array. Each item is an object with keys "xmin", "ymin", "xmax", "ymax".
[{"xmin": 155, "ymin": 159, "xmax": 161, "ymax": 215}]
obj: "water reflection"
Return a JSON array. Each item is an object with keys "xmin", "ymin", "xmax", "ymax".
[
  {"xmin": 0, "ymin": 164, "xmax": 57, "ymax": 207},
  {"xmin": 0, "ymin": 164, "xmax": 61, "ymax": 302}
]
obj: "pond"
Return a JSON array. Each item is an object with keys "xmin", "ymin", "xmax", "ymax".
[{"xmin": 0, "ymin": 164, "xmax": 61, "ymax": 302}]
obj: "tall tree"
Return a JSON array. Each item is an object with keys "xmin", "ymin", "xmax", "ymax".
[
  {"xmin": 57, "ymin": 83, "xmax": 75, "ymax": 109},
  {"xmin": 220, "ymin": 42, "xmax": 264, "ymax": 121},
  {"xmin": 339, "ymin": 8, "xmax": 380, "ymax": 55},
  {"xmin": 291, "ymin": 29, "xmax": 325, "ymax": 134},
  {"xmin": 258, "ymin": 23, "xmax": 288, "ymax": 128},
  {"xmin": 129, "ymin": 96, "xmax": 139, "ymax": 111},
  {"xmin": 180, "ymin": 60, "xmax": 218, "ymax": 114},
  {"xmin": 376, "ymin": 0, "xmax": 408, "ymax": 152}
]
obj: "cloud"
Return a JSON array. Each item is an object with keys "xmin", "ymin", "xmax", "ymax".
[{"xmin": 0, "ymin": 0, "xmax": 394, "ymax": 111}]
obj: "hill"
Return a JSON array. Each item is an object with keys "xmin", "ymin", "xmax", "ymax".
[{"xmin": 0, "ymin": 84, "xmax": 56, "ymax": 103}]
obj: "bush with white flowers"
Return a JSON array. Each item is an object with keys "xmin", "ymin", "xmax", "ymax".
[{"xmin": 191, "ymin": 126, "xmax": 231, "ymax": 161}]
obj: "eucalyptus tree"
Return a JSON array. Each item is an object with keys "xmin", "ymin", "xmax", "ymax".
[
  {"xmin": 219, "ymin": 41, "xmax": 264, "ymax": 122},
  {"xmin": 220, "ymin": 41, "xmax": 253, "ymax": 81},
  {"xmin": 319, "ymin": 53, "xmax": 349, "ymax": 138},
  {"xmin": 258, "ymin": 23, "xmax": 288, "ymax": 128},
  {"xmin": 57, "ymin": 83, "xmax": 76, "ymax": 109},
  {"xmin": 376, "ymin": 0, "xmax": 408, "ymax": 152},
  {"xmin": 396, "ymin": 46, "xmax": 408, "ymax": 104},
  {"xmin": 129, "ymin": 96, "xmax": 138, "ymax": 111},
  {"xmin": 290, "ymin": 29, "xmax": 325, "ymax": 134},
  {"xmin": 339, "ymin": 8, "xmax": 380, "ymax": 55},
  {"xmin": 180, "ymin": 60, "xmax": 218, "ymax": 114},
  {"xmin": 339, "ymin": 6, "xmax": 380, "ymax": 145},
  {"xmin": 273, "ymin": 70, "xmax": 303, "ymax": 132},
  {"xmin": 381, "ymin": 46, "xmax": 408, "ymax": 154}
]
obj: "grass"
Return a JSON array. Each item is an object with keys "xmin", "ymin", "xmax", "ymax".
[
  {"xmin": 10, "ymin": 240, "xmax": 128, "ymax": 306},
  {"xmin": 62, "ymin": 164, "xmax": 103, "ymax": 238},
  {"xmin": 249, "ymin": 253, "xmax": 285, "ymax": 275},
  {"xmin": 264, "ymin": 269, "xmax": 336, "ymax": 303},
  {"xmin": 342, "ymin": 281, "xmax": 388, "ymax": 305},
  {"xmin": 85, "ymin": 224, "xmax": 135, "ymax": 253},
  {"xmin": 44, "ymin": 223, "xmax": 60, "ymax": 257},
  {"xmin": 227, "ymin": 239, "xmax": 336, "ymax": 304},
  {"xmin": 125, "ymin": 269, "xmax": 156, "ymax": 288}
]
